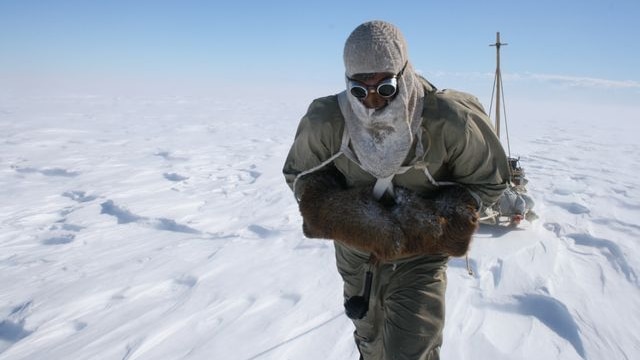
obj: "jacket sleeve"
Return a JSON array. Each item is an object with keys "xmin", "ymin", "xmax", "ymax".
[
  {"xmin": 283, "ymin": 96, "xmax": 343, "ymax": 199},
  {"xmin": 443, "ymin": 95, "xmax": 510, "ymax": 207}
]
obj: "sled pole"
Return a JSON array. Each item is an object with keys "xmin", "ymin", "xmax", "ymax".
[{"xmin": 490, "ymin": 32, "xmax": 507, "ymax": 138}]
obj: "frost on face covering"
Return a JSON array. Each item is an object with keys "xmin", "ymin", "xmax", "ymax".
[{"xmin": 343, "ymin": 88, "xmax": 418, "ymax": 179}]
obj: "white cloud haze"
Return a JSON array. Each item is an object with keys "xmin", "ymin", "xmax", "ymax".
[{"xmin": 424, "ymin": 70, "xmax": 640, "ymax": 90}]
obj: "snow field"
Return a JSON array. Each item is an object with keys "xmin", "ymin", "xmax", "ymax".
[{"xmin": 1, "ymin": 93, "xmax": 639, "ymax": 359}]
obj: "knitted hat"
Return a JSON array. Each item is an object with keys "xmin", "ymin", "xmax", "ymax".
[
  {"xmin": 338, "ymin": 20, "xmax": 425, "ymax": 181},
  {"xmin": 343, "ymin": 20, "xmax": 408, "ymax": 77}
]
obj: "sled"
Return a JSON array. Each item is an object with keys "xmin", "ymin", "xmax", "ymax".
[{"xmin": 480, "ymin": 33, "xmax": 536, "ymax": 227}]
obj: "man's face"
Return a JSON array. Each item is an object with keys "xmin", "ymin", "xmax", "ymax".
[{"xmin": 349, "ymin": 72, "xmax": 397, "ymax": 110}]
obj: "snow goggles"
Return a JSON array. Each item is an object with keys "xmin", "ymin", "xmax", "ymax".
[
  {"xmin": 347, "ymin": 62, "xmax": 407, "ymax": 99},
  {"xmin": 348, "ymin": 78, "xmax": 398, "ymax": 99}
]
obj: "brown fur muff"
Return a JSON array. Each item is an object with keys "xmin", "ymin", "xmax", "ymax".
[
  {"xmin": 434, "ymin": 185, "xmax": 480, "ymax": 256},
  {"xmin": 393, "ymin": 186, "xmax": 479, "ymax": 257},
  {"xmin": 297, "ymin": 168, "xmax": 479, "ymax": 260},
  {"xmin": 298, "ymin": 168, "xmax": 404, "ymax": 260}
]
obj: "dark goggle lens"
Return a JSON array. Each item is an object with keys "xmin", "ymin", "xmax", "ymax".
[
  {"xmin": 377, "ymin": 83, "xmax": 396, "ymax": 97},
  {"xmin": 349, "ymin": 85, "xmax": 368, "ymax": 99}
]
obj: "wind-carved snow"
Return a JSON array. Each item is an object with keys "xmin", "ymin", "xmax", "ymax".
[
  {"xmin": 62, "ymin": 190, "xmax": 98, "ymax": 203},
  {"xmin": 0, "ymin": 302, "xmax": 33, "ymax": 354},
  {"xmin": 100, "ymin": 200, "xmax": 200, "ymax": 234},
  {"xmin": 42, "ymin": 234, "xmax": 76, "ymax": 245},
  {"xmin": 154, "ymin": 150, "xmax": 188, "ymax": 162},
  {"xmin": 0, "ymin": 320, "xmax": 32, "ymax": 353},
  {"xmin": 485, "ymin": 294, "xmax": 586, "ymax": 358},
  {"xmin": 100, "ymin": 200, "xmax": 143, "ymax": 224},
  {"xmin": 0, "ymin": 94, "xmax": 638, "ymax": 360},
  {"xmin": 246, "ymin": 224, "xmax": 278, "ymax": 238},
  {"xmin": 567, "ymin": 233, "xmax": 638, "ymax": 284},
  {"xmin": 163, "ymin": 172, "xmax": 189, "ymax": 182},
  {"xmin": 13, "ymin": 165, "xmax": 80, "ymax": 177}
]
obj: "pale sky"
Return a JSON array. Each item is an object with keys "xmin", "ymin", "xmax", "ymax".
[{"xmin": 1, "ymin": 0, "xmax": 639, "ymax": 107}]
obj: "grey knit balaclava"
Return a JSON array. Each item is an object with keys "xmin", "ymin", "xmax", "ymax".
[{"xmin": 338, "ymin": 20, "xmax": 424, "ymax": 180}]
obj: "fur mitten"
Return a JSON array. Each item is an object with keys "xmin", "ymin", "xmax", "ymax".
[
  {"xmin": 392, "ymin": 186, "xmax": 479, "ymax": 257},
  {"xmin": 298, "ymin": 169, "xmax": 404, "ymax": 260}
]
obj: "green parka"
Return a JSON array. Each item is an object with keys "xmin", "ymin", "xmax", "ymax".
[{"xmin": 283, "ymin": 80, "xmax": 510, "ymax": 208}]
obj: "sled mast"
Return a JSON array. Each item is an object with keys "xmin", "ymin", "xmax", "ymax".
[
  {"xmin": 490, "ymin": 32, "xmax": 507, "ymax": 137},
  {"xmin": 485, "ymin": 33, "xmax": 537, "ymax": 226},
  {"xmin": 489, "ymin": 32, "xmax": 511, "ymax": 155}
]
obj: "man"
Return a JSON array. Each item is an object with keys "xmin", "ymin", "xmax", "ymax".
[{"xmin": 283, "ymin": 20, "xmax": 509, "ymax": 360}]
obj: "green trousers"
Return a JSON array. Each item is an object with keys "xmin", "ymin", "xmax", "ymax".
[{"xmin": 334, "ymin": 243, "xmax": 448, "ymax": 360}]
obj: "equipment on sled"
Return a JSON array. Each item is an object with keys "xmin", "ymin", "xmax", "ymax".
[
  {"xmin": 480, "ymin": 33, "xmax": 537, "ymax": 226},
  {"xmin": 481, "ymin": 156, "xmax": 537, "ymax": 226}
]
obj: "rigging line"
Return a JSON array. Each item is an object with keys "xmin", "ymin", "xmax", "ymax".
[
  {"xmin": 499, "ymin": 73, "xmax": 512, "ymax": 157},
  {"xmin": 244, "ymin": 312, "xmax": 345, "ymax": 360},
  {"xmin": 488, "ymin": 73, "xmax": 497, "ymax": 117}
]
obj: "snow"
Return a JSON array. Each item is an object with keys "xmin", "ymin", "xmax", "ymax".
[{"xmin": 0, "ymin": 90, "xmax": 639, "ymax": 360}]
